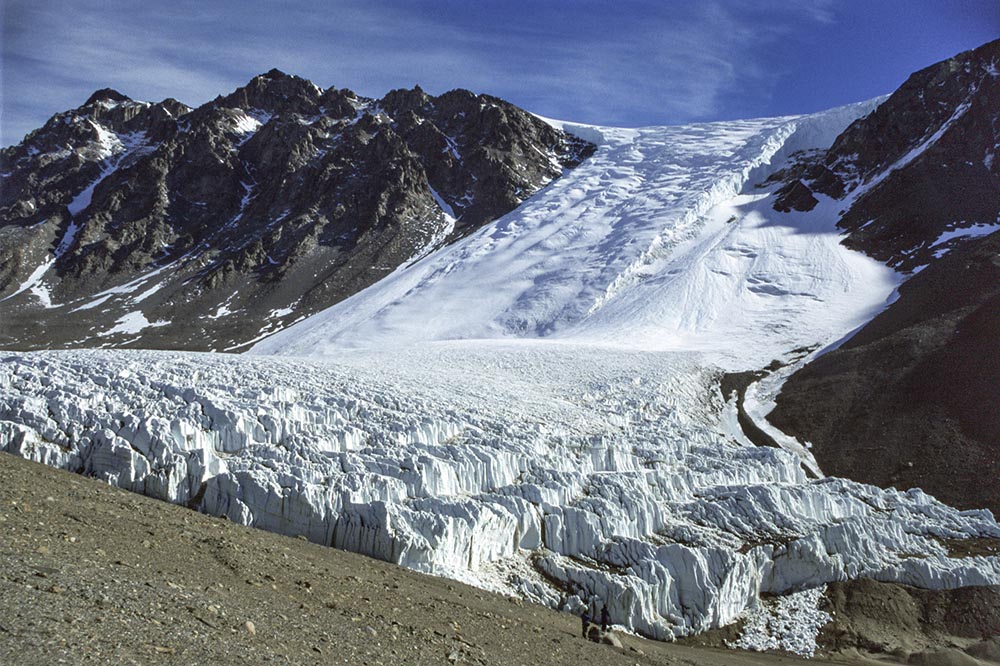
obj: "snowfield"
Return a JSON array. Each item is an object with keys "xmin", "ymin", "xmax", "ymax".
[
  {"xmin": 252, "ymin": 98, "xmax": 895, "ymax": 367},
  {"xmin": 4, "ymin": 98, "xmax": 999, "ymax": 653}
]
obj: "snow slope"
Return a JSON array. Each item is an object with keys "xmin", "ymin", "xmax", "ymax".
[
  {"xmin": 5, "ymin": 98, "xmax": 999, "ymax": 653},
  {"xmin": 252, "ymin": 98, "xmax": 895, "ymax": 368}
]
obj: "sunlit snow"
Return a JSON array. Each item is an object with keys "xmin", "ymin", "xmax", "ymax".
[
  {"xmin": 929, "ymin": 222, "xmax": 1000, "ymax": 258},
  {"xmin": 101, "ymin": 311, "xmax": 170, "ymax": 336},
  {"xmin": 254, "ymin": 99, "xmax": 896, "ymax": 368}
]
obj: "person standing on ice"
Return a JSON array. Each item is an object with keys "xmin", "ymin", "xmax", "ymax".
[
  {"xmin": 600, "ymin": 604, "xmax": 610, "ymax": 632},
  {"xmin": 580, "ymin": 607, "xmax": 591, "ymax": 638}
]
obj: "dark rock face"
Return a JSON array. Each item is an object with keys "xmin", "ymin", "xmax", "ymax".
[
  {"xmin": 772, "ymin": 180, "xmax": 818, "ymax": 213},
  {"xmin": 773, "ymin": 39, "xmax": 1000, "ymax": 271},
  {"xmin": 833, "ymin": 51, "xmax": 1000, "ymax": 273},
  {"xmin": 0, "ymin": 73, "xmax": 594, "ymax": 351},
  {"xmin": 770, "ymin": 233, "xmax": 1000, "ymax": 514},
  {"xmin": 767, "ymin": 39, "xmax": 1000, "ymax": 514}
]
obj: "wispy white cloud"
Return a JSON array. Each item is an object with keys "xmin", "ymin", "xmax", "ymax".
[{"xmin": 1, "ymin": 0, "xmax": 837, "ymax": 145}]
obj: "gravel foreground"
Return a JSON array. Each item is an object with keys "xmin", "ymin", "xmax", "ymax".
[{"xmin": 2, "ymin": 452, "xmax": 996, "ymax": 665}]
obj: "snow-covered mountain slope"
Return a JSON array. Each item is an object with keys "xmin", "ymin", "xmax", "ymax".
[
  {"xmin": 0, "ymin": 73, "xmax": 592, "ymax": 352},
  {"xmin": 251, "ymin": 99, "xmax": 895, "ymax": 368}
]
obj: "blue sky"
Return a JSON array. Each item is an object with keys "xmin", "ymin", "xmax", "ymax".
[{"xmin": 1, "ymin": 0, "xmax": 997, "ymax": 146}]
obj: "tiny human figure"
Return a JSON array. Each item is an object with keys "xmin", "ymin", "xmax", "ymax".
[
  {"xmin": 600, "ymin": 604, "xmax": 610, "ymax": 632},
  {"xmin": 581, "ymin": 608, "xmax": 591, "ymax": 638}
]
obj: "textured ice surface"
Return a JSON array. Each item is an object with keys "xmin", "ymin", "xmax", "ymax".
[
  {"xmin": 253, "ymin": 99, "xmax": 895, "ymax": 370},
  {"xmin": 3, "ymin": 344, "xmax": 999, "ymax": 642},
  {"xmin": 730, "ymin": 586, "xmax": 831, "ymax": 657}
]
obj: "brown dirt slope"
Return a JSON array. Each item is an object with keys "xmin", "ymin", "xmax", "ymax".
[
  {"xmin": 680, "ymin": 579, "xmax": 1000, "ymax": 666},
  {"xmin": 820, "ymin": 579, "xmax": 1000, "ymax": 665}
]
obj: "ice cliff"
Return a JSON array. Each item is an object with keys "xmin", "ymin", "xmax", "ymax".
[{"xmin": 3, "ymin": 345, "xmax": 999, "ymax": 642}]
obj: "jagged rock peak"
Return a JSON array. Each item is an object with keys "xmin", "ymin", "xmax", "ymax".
[
  {"xmin": 217, "ymin": 70, "xmax": 325, "ymax": 116},
  {"xmin": 381, "ymin": 85, "xmax": 433, "ymax": 115},
  {"xmin": 259, "ymin": 67, "xmax": 292, "ymax": 80},
  {"xmin": 826, "ymin": 37, "xmax": 1000, "ymax": 179},
  {"xmin": 84, "ymin": 88, "xmax": 132, "ymax": 106},
  {"xmin": 158, "ymin": 98, "xmax": 192, "ymax": 116}
]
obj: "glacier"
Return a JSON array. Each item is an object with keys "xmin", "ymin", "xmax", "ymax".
[
  {"xmin": 251, "ymin": 98, "xmax": 895, "ymax": 365},
  {"xmin": 4, "ymin": 97, "xmax": 1000, "ymax": 648}
]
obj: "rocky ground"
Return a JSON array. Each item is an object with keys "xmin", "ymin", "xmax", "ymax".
[{"xmin": 819, "ymin": 579, "xmax": 1000, "ymax": 665}]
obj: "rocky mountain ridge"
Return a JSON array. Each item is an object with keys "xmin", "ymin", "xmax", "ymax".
[
  {"xmin": 0, "ymin": 71, "xmax": 593, "ymax": 351},
  {"xmin": 767, "ymin": 38, "xmax": 1000, "ymax": 514},
  {"xmin": 765, "ymin": 39, "xmax": 1000, "ymax": 271}
]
